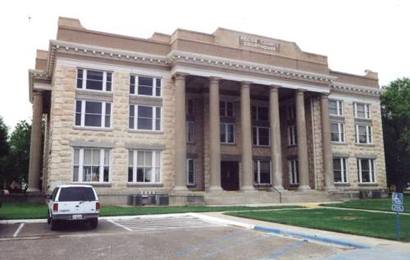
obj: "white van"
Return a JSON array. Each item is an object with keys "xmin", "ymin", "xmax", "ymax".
[{"xmin": 47, "ymin": 185, "xmax": 100, "ymax": 230}]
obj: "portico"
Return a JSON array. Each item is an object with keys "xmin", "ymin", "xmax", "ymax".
[{"xmin": 172, "ymin": 73, "xmax": 334, "ymax": 193}]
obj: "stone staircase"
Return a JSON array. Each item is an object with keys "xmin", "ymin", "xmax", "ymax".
[{"xmin": 204, "ymin": 190, "xmax": 281, "ymax": 205}]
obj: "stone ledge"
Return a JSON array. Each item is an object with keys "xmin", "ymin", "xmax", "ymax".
[{"xmin": 126, "ymin": 183, "xmax": 164, "ymax": 188}]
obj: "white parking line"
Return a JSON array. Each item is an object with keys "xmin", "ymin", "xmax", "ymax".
[
  {"xmin": 107, "ymin": 219, "xmax": 132, "ymax": 232},
  {"xmin": 13, "ymin": 223, "xmax": 24, "ymax": 237}
]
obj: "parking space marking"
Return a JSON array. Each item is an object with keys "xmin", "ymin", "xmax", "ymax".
[
  {"xmin": 13, "ymin": 223, "xmax": 24, "ymax": 238},
  {"xmin": 107, "ymin": 219, "xmax": 132, "ymax": 232}
]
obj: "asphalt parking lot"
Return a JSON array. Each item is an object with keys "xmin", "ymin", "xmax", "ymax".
[{"xmin": 0, "ymin": 214, "xmax": 348, "ymax": 259}]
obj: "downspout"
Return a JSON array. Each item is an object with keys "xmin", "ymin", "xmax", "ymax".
[{"xmin": 272, "ymin": 186, "xmax": 282, "ymax": 203}]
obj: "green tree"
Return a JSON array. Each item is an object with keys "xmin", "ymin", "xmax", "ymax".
[
  {"xmin": 381, "ymin": 78, "xmax": 410, "ymax": 191},
  {"xmin": 0, "ymin": 116, "xmax": 10, "ymax": 188},
  {"xmin": 8, "ymin": 120, "xmax": 31, "ymax": 183}
]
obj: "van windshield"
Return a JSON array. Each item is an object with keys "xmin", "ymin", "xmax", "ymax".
[{"xmin": 58, "ymin": 187, "xmax": 96, "ymax": 201}]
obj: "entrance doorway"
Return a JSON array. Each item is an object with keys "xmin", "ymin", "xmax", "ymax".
[{"xmin": 221, "ymin": 161, "xmax": 239, "ymax": 191}]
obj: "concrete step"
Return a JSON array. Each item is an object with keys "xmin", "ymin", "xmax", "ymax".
[{"xmin": 204, "ymin": 190, "xmax": 280, "ymax": 205}]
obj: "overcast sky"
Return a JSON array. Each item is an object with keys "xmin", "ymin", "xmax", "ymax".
[{"xmin": 0, "ymin": 0, "xmax": 409, "ymax": 128}]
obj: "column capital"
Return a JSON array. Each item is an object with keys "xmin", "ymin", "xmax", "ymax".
[
  {"xmin": 321, "ymin": 92, "xmax": 330, "ymax": 98},
  {"xmin": 209, "ymin": 76, "xmax": 221, "ymax": 84},
  {"xmin": 269, "ymin": 85, "xmax": 280, "ymax": 92},
  {"xmin": 174, "ymin": 73, "xmax": 188, "ymax": 81},
  {"xmin": 241, "ymin": 81, "xmax": 252, "ymax": 87},
  {"xmin": 32, "ymin": 91, "xmax": 43, "ymax": 97},
  {"xmin": 296, "ymin": 88, "xmax": 306, "ymax": 94}
]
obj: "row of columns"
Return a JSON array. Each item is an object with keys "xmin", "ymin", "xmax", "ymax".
[{"xmin": 174, "ymin": 74, "xmax": 334, "ymax": 192}]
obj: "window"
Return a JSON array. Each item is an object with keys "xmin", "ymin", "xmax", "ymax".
[
  {"xmin": 128, "ymin": 150, "xmax": 161, "ymax": 183},
  {"xmin": 75, "ymin": 100, "xmax": 111, "ymax": 128},
  {"xmin": 333, "ymin": 157, "xmax": 348, "ymax": 183},
  {"xmin": 357, "ymin": 158, "xmax": 375, "ymax": 183},
  {"xmin": 253, "ymin": 127, "xmax": 270, "ymax": 146},
  {"xmin": 77, "ymin": 69, "xmax": 112, "ymax": 91},
  {"xmin": 329, "ymin": 100, "xmax": 343, "ymax": 116},
  {"xmin": 331, "ymin": 122, "xmax": 345, "ymax": 143},
  {"xmin": 251, "ymin": 105, "xmax": 269, "ymax": 121},
  {"xmin": 187, "ymin": 121, "xmax": 195, "ymax": 143},
  {"xmin": 354, "ymin": 103, "xmax": 370, "ymax": 119},
  {"xmin": 254, "ymin": 160, "xmax": 271, "ymax": 184},
  {"xmin": 288, "ymin": 159, "xmax": 299, "ymax": 185},
  {"xmin": 73, "ymin": 148, "xmax": 110, "ymax": 183},
  {"xmin": 355, "ymin": 125, "xmax": 372, "ymax": 144},
  {"xmin": 287, "ymin": 104, "xmax": 296, "ymax": 121},
  {"xmin": 58, "ymin": 187, "xmax": 96, "ymax": 202},
  {"xmin": 187, "ymin": 159, "xmax": 195, "ymax": 185},
  {"xmin": 220, "ymin": 123, "xmax": 235, "ymax": 144},
  {"xmin": 287, "ymin": 125, "xmax": 297, "ymax": 146},
  {"xmin": 130, "ymin": 75, "xmax": 161, "ymax": 97},
  {"xmin": 220, "ymin": 101, "xmax": 234, "ymax": 117},
  {"xmin": 129, "ymin": 105, "xmax": 161, "ymax": 131}
]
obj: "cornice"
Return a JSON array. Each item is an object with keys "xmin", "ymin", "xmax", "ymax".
[
  {"xmin": 167, "ymin": 50, "xmax": 336, "ymax": 85},
  {"xmin": 331, "ymin": 82, "xmax": 382, "ymax": 97}
]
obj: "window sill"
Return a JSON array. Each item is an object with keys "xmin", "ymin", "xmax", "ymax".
[
  {"xmin": 71, "ymin": 182, "xmax": 112, "ymax": 187},
  {"xmin": 253, "ymin": 145, "xmax": 271, "ymax": 148},
  {"xmin": 334, "ymin": 182, "xmax": 350, "ymax": 186},
  {"xmin": 73, "ymin": 126, "xmax": 113, "ymax": 132},
  {"xmin": 127, "ymin": 183, "xmax": 164, "ymax": 188},
  {"xmin": 358, "ymin": 183, "xmax": 378, "ymax": 186},
  {"xmin": 76, "ymin": 89, "xmax": 113, "ymax": 95},
  {"xmin": 287, "ymin": 145, "xmax": 297, "ymax": 148},
  {"xmin": 130, "ymin": 94, "xmax": 162, "ymax": 99},
  {"xmin": 128, "ymin": 129, "xmax": 164, "ymax": 134},
  {"xmin": 330, "ymin": 114, "xmax": 344, "ymax": 118},
  {"xmin": 331, "ymin": 141, "xmax": 347, "ymax": 145},
  {"xmin": 355, "ymin": 143, "xmax": 375, "ymax": 147},
  {"xmin": 221, "ymin": 143, "xmax": 236, "ymax": 146},
  {"xmin": 254, "ymin": 183, "xmax": 272, "ymax": 188},
  {"xmin": 187, "ymin": 184, "xmax": 196, "ymax": 187}
]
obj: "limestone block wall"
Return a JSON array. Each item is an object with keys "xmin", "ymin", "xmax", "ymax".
[
  {"xmin": 330, "ymin": 93, "xmax": 386, "ymax": 190},
  {"xmin": 46, "ymin": 58, "xmax": 176, "ymax": 195}
]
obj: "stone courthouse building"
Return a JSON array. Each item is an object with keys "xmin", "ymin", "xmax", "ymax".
[{"xmin": 27, "ymin": 17, "xmax": 387, "ymax": 204}]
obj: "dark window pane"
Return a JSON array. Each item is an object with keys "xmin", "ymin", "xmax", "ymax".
[
  {"xmin": 85, "ymin": 115, "xmax": 102, "ymax": 127},
  {"xmin": 219, "ymin": 101, "xmax": 225, "ymax": 116},
  {"xmin": 138, "ymin": 119, "xmax": 153, "ymax": 130},
  {"xmin": 130, "ymin": 76, "xmax": 135, "ymax": 94},
  {"xmin": 103, "ymin": 167, "xmax": 109, "ymax": 182},
  {"xmin": 227, "ymin": 124, "xmax": 234, "ymax": 143},
  {"xmin": 58, "ymin": 187, "xmax": 95, "ymax": 201},
  {"xmin": 85, "ymin": 102, "xmax": 102, "ymax": 114},
  {"xmin": 139, "ymin": 77, "xmax": 153, "ymax": 86},
  {"xmin": 259, "ymin": 161, "xmax": 271, "ymax": 184},
  {"xmin": 220, "ymin": 124, "xmax": 226, "ymax": 142},
  {"xmin": 138, "ymin": 85, "xmax": 153, "ymax": 95},
  {"xmin": 75, "ymin": 113, "xmax": 81, "ymax": 126},
  {"xmin": 251, "ymin": 106, "xmax": 257, "ymax": 121},
  {"xmin": 138, "ymin": 106, "xmax": 153, "ymax": 118},
  {"xmin": 76, "ymin": 100, "xmax": 82, "ymax": 113},
  {"xmin": 227, "ymin": 102, "xmax": 233, "ymax": 117},
  {"xmin": 77, "ymin": 69, "xmax": 83, "ymax": 89},
  {"xmin": 105, "ymin": 116, "xmax": 110, "ymax": 127},
  {"xmin": 156, "ymin": 78, "xmax": 161, "ymax": 96},
  {"xmin": 156, "ymin": 78, "xmax": 161, "ymax": 87},
  {"xmin": 86, "ymin": 70, "xmax": 104, "ymax": 91},
  {"xmin": 259, "ymin": 107, "xmax": 269, "ymax": 121},
  {"xmin": 105, "ymin": 103, "xmax": 111, "ymax": 115},
  {"xmin": 258, "ymin": 128, "xmax": 270, "ymax": 145},
  {"xmin": 252, "ymin": 127, "xmax": 257, "ymax": 145},
  {"xmin": 128, "ymin": 168, "xmax": 133, "ymax": 182},
  {"xmin": 137, "ymin": 168, "xmax": 144, "ymax": 182}
]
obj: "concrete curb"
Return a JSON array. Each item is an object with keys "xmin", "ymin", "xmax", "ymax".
[{"xmin": 253, "ymin": 225, "xmax": 370, "ymax": 249}]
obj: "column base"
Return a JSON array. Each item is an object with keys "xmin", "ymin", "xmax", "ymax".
[
  {"xmin": 240, "ymin": 185, "xmax": 256, "ymax": 192},
  {"xmin": 297, "ymin": 185, "xmax": 311, "ymax": 191},
  {"xmin": 209, "ymin": 186, "xmax": 223, "ymax": 192},
  {"xmin": 27, "ymin": 187, "xmax": 41, "ymax": 193},
  {"xmin": 325, "ymin": 185, "xmax": 337, "ymax": 192}
]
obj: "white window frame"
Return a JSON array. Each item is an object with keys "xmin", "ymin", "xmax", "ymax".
[
  {"xmin": 129, "ymin": 105, "xmax": 162, "ymax": 131},
  {"xmin": 253, "ymin": 126, "xmax": 270, "ymax": 146},
  {"xmin": 287, "ymin": 125, "xmax": 297, "ymax": 146},
  {"xmin": 333, "ymin": 157, "xmax": 348, "ymax": 183},
  {"xmin": 130, "ymin": 75, "xmax": 161, "ymax": 97},
  {"xmin": 75, "ymin": 100, "xmax": 112, "ymax": 128},
  {"xmin": 357, "ymin": 158, "xmax": 376, "ymax": 183},
  {"xmin": 254, "ymin": 160, "xmax": 272, "ymax": 185},
  {"xmin": 128, "ymin": 150, "xmax": 161, "ymax": 184},
  {"xmin": 220, "ymin": 122, "xmax": 235, "ymax": 144},
  {"xmin": 355, "ymin": 124, "xmax": 372, "ymax": 144},
  {"xmin": 77, "ymin": 68, "xmax": 112, "ymax": 92},
  {"xmin": 331, "ymin": 122, "xmax": 345, "ymax": 143},
  {"xmin": 220, "ymin": 100, "xmax": 234, "ymax": 117},
  {"xmin": 329, "ymin": 99, "xmax": 343, "ymax": 116},
  {"xmin": 73, "ymin": 147, "xmax": 111, "ymax": 183},
  {"xmin": 288, "ymin": 159, "xmax": 299, "ymax": 185},
  {"xmin": 186, "ymin": 159, "xmax": 195, "ymax": 185},
  {"xmin": 354, "ymin": 103, "xmax": 371, "ymax": 119}
]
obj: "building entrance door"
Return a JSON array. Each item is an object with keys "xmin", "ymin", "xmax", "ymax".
[{"xmin": 221, "ymin": 161, "xmax": 239, "ymax": 191}]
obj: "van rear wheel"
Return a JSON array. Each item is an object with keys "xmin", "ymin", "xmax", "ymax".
[
  {"xmin": 50, "ymin": 219, "xmax": 58, "ymax": 231},
  {"xmin": 89, "ymin": 218, "xmax": 98, "ymax": 229}
]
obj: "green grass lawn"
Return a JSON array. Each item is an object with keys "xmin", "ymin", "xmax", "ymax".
[
  {"xmin": 0, "ymin": 202, "xmax": 300, "ymax": 220},
  {"xmin": 227, "ymin": 208, "xmax": 410, "ymax": 241},
  {"xmin": 323, "ymin": 195, "xmax": 410, "ymax": 213}
]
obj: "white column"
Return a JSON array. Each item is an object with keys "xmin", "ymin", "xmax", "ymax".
[
  {"xmin": 270, "ymin": 86, "xmax": 284, "ymax": 190},
  {"xmin": 209, "ymin": 77, "xmax": 222, "ymax": 191},
  {"xmin": 28, "ymin": 92, "xmax": 43, "ymax": 192},
  {"xmin": 240, "ymin": 82, "xmax": 254, "ymax": 191}
]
